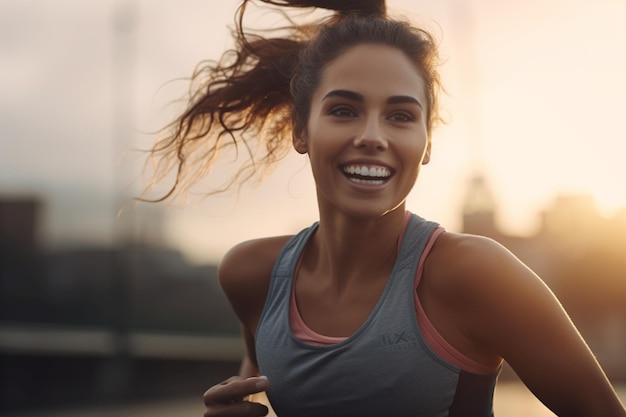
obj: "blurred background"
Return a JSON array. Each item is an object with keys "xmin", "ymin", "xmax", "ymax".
[{"xmin": 1, "ymin": 0, "xmax": 624, "ymax": 416}]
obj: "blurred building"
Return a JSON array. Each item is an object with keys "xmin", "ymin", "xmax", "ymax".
[{"xmin": 0, "ymin": 196, "xmax": 241, "ymax": 412}]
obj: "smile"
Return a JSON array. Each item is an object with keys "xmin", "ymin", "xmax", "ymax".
[{"xmin": 341, "ymin": 164, "xmax": 392, "ymax": 185}]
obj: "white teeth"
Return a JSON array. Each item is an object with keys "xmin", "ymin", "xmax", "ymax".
[
  {"xmin": 350, "ymin": 178, "xmax": 385, "ymax": 185},
  {"xmin": 342, "ymin": 165, "xmax": 390, "ymax": 178}
]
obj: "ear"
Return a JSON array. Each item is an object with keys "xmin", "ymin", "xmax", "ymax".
[
  {"xmin": 292, "ymin": 129, "xmax": 308, "ymax": 154},
  {"xmin": 422, "ymin": 140, "xmax": 432, "ymax": 165}
]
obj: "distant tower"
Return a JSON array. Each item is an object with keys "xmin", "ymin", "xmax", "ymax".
[
  {"xmin": 462, "ymin": 174, "xmax": 497, "ymax": 237},
  {"xmin": 448, "ymin": 0, "xmax": 498, "ymax": 237}
]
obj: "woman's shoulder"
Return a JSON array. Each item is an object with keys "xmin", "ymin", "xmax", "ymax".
[
  {"xmin": 423, "ymin": 231, "xmax": 530, "ymax": 305},
  {"xmin": 423, "ymin": 231, "xmax": 566, "ymax": 345},
  {"xmin": 428, "ymin": 230, "xmax": 511, "ymax": 270},
  {"xmin": 219, "ymin": 235, "xmax": 294, "ymax": 293},
  {"xmin": 218, "ymin": 235, "xmax": 294, "ymax": 327}
]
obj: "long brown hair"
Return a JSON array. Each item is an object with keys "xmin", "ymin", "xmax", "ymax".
[{"xmin": 145, "ymin": 0, "xmax": 441, "ymax": 201}]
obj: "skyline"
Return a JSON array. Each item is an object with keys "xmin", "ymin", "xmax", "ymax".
[{"xmin": 1, "ymin": 0, "xmax": 625, "ymax": 263}]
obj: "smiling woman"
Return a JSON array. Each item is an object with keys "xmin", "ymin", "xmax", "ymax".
[
  {"xmin": 145, "ymin": 1, "xmax": 626, "ymax": 416},
  {"xmin": 297, "ymin": 43, "xmax": 432, "ymax": 220}
]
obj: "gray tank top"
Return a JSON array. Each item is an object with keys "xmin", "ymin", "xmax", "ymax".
[{"xmin": 256, "ymin": 213, "xmax": 498, "ymax": 417}]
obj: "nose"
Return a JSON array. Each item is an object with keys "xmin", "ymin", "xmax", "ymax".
[{"xmin": 353, "ymin": 115, "xmax": 388, "ymax": 151}]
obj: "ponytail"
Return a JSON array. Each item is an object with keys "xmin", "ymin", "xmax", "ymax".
[
  {"xmin": 146, "ymin": 2, "xmax": 306, "ymax": 201},
  {"xmin": 256, "ymin": 0, "xmax": 385, "ymax": 17},
  {"xmin": 145, "ymin": 0, "xmax": 445, "ymax": 202}
]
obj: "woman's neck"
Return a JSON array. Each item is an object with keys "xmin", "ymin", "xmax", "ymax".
[{"xmin": 306, "ymin": 206, "xmax": 408, "ymax": 290}]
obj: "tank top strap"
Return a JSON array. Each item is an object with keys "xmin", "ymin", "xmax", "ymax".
[
  {"xmin": 393, "ymin": 213, "xmax": 441, "ymax": 278},
  {"xmin": 257, "ymin": 222, "xmax": 319, "ymax": 341},
  {"xmin": 270, "ymin": 222, "xmax": 319, "ymax": 280}
]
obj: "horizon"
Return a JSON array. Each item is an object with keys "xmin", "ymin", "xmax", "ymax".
[{"xmin": 2, "ymin": 183, "xmax": 623, "ymax": 265}]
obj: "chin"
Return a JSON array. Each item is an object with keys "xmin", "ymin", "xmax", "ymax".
[{"xmin": 338, "ymin": 201, "xmax": 405, "ymax": 221}]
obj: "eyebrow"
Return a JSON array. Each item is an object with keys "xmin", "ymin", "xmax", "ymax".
[{"xmin": 323, "ymin": 89, "xmax": 423, "ymax": 109}]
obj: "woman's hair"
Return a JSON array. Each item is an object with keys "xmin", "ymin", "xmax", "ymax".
[{"xmin": 145, "ymin": 0, "xmax": 442, "ymax": 201}]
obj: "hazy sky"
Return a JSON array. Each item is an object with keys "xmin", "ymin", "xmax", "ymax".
[{"xmin": 1, "ymin": 0, "xmax": 625, "ymax": 263}]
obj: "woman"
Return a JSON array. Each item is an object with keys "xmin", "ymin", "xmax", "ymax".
[{"xmin": 149, "ymin": 1, "xmax": 626, "ymax": 416}]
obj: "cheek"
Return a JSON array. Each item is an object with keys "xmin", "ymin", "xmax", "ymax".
[{"xmin": 400, "ymin": 138, "xmax": 429, "ymax": 168}]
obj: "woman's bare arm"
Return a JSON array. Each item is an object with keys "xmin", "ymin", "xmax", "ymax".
[
  {"xmin": 428, "ymin": 234, "xmax": 625, "ymax": 416},
  {"xmin": 203, "ymin": 236, "xmax": 291, "ymax": 417}
]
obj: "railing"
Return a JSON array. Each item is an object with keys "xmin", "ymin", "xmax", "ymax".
[{"xmin": 0, "ymin": 323, "xmax": 244, "ymax": 361}]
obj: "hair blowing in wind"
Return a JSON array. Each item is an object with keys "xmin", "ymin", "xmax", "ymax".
[{"xmin": 143, "ymin": 0, "xmax": 441, "ymax": 202}]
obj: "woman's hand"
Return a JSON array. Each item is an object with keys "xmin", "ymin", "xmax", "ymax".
[{"xmin": 203, "ymin": 375, "xmax": 270, "ymax": 417}]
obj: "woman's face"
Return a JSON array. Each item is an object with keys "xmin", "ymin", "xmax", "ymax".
[{"xmin": 294, "ymin": 43, "xmax": 431, "ymax": 219}]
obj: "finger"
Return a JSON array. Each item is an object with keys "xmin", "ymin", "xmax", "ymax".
[
  {"xmin": 204, "ymin": 400, "xmax": 269, "ymax": 417},
  {"xmin": 203, "ymin": 376, "xmax": 269, "ymax": 406}
]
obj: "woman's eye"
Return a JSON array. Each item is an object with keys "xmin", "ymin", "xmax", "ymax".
[
  {"xmin": 329, "ymin": 106, "xmax": 357, "ymax": 118},
  {"xmin": 388, "ymin": 111, "xmax": 414, "ymax": 122}
]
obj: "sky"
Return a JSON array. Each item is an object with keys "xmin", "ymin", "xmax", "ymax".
[{"xmin": 0, "ymin": 0, "xmax": 625, "ymax": 264}]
